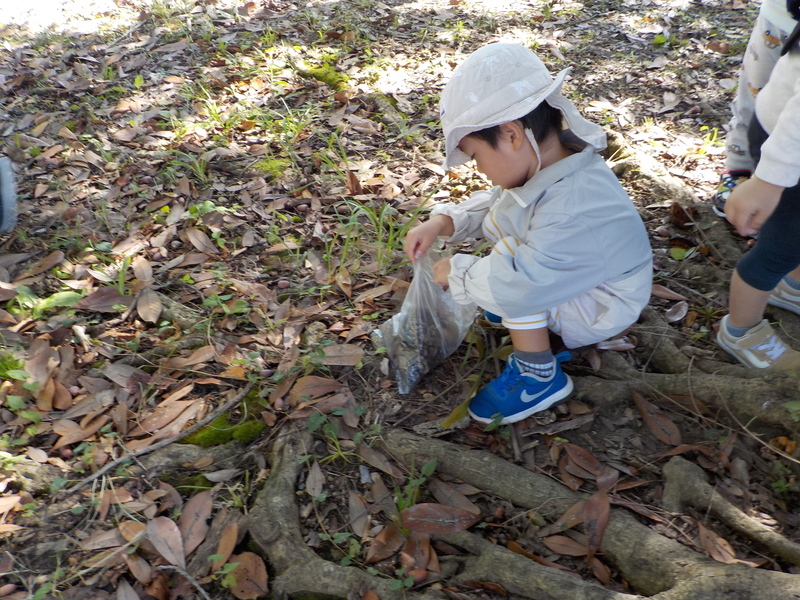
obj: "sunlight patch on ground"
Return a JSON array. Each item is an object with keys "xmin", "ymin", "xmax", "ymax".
[{"xmin": 0, "ymin": 0, "xmax": 125, "ymax": 34}]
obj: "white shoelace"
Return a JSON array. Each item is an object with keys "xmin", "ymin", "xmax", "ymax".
[{"xmin": 754, "ymin": 335, "xmax": 787, "ymax": 361}]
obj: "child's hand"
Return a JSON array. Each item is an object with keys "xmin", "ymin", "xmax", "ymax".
[
  {"xmin": 404, "ymin": 215, "xmax": 455, "ymax": 263},
  {"xmin": 725, "ymin": 177, "xmax": 786, "ymax": 237},
  {"xmin": 433, "ymin": 257, "xmax": 452, "ymax": 289}
]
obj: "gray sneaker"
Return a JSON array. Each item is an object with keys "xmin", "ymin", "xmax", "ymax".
[
  {"xmin": 768, "ymin": 278, "xmax": 800, "ymax": 316},
  {"xmin": 0, "ymin": 157, "xmax": 17, "ymax": 235},
  {"xmin": 716, "ymin": 315, "xmax": 800, "ymax": 370}
]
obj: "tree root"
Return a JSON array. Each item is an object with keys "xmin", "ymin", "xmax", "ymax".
[
  {"xmin": 631, "ymin": 307, "xmax": 693, "ymax": 375},
  {"xmin": 6, "ymin": 460, "xmax": 66, "ymax": 494},
  {"xmin": 663, "ymin": 456, "xmax": 800, "ymax": 566},
  {"xmin": 687, "ymin": 207, "xmax": 743, "ymax": 268},
  {"xmin": 382, "ymin": 430, "xmax": 800, "ymax": 600},
  {"xmin": 98, "ymin": 408, "xmax": 800, "ymax": 599},
  {"xmin": 572, "ymin": 370, "xmax": 794, "ymax": 434},
  {"xmin": 578, "ymin": 308, "xmax": 797, "ymax": 431},
  {"xmin": 441, "ymin": 531, "xmax": 639, "ymax": 600},
  {"xmin": 626, "ymin": 371, "xmax": 792, "ymax": 430},
  {"xmin": 135, "ymin": 442, "xmax": 246, "ymax": 478},
  {"xmin": 248, "ymin": 423, "xmax": 444, "ymax": 600}
]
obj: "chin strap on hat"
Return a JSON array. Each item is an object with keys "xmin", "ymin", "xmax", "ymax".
[{"xmin": 524, "ymin": 129, "xmax": 542, "ymax": 174}]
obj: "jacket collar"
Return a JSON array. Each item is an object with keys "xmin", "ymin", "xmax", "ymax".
[{"xmin": 506, "ymin": 144, "xmax": 597, "ymax": 207}]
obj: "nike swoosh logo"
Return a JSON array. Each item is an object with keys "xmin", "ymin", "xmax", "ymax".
[{"xmin": 520, "ymin": 384, "xmax": 553, "ymax": 403}]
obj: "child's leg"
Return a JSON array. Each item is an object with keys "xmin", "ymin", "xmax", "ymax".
[
  {"xmin": 728, "ymin": 269, "xmax": 773, "ymax": 329},
  {"xmin": 509, "ymin": 328, "xmax": 554, "ymax": 379},
  {"xmin": 724, "ymin": 10, "xmax": 784, "ymax": 173},
  {"xmin": 714, "ymin": 9, "xmax": 789, "ymax": 216},
  {"xmin": 718, "ymin": 179, "xmax": 800, "ymax": 369},
  {"xmin": 508, "ymin": 327, "xmax": 550, "ymax": 352},
  {"xmin": 767, "ymin": 264, "xmax": 800, "ymax": 315}
]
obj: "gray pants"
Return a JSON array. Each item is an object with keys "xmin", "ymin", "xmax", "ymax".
[{"xmin": 725, "ymin": 7, "xmax": 793, "ymax": 172}]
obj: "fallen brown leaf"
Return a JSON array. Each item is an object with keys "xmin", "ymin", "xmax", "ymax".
[
  {"xmin": 651, "ymin": 284, "xmax": 688, "ymax": 301},
  {"xmin": 400, "ymin": 531, "xmax": 431, "ymax": 580},
  {"xmin": 399, "ymin": 503, "xmax": 480, "ymax": 535},
  {"xmin": 335, "ymin": 267, "xmax": 352, "ymax": 298},
  {"xmin": 305, "ymin": 460, "xmax": 324, "ymax": 498},
  {"xmin": 563, "ymin": 443, "xmax": 602, "ymax": 476},
  {"xmin": 178, "ymin": 490, "xmax": 213, "ymax": 556},
  {"xmin": 632, "ymin": 390, "xmax": 682, "ymax": 446},
  {"xmin": 697, "ymin": 522, "xmax": 738, "ymax": 564},
  {"xmin": 288, "ymin": 376, "xmax": 346, "ymax": 406},
  {"xmin": 538, "ymin": 500, "xmax": 585, "ymax": 537},
  {"xmin": 365, "ymin": 522, "xmax": 406, "ymax": 563},
  {"xmin": 73, "ymin": 287, "xmax": 134, "ymax": 312},
  {"xmin": 542, "ymin": 535, "xmax": 588, "ymax": 557},
  {"xmin": 558, "ymin": 454, "xmax": 584, "ymax": 492},
  {"xmin": 124, "ymin": 552, "xmax": 153, "ymax": 585},
  {"xmin": 137, "ymin": 287, "xmax": 162, "ymax": 323},
  {"xmin": 320, "ymin": 344, "xmax": 365, "ymax": 366},
  {"xmin": 226, "ymin": 552, "xmax": 269, "ymax": 599},
  {"xmin": 147, "ymin": 516, "xmax": 186, "ymax": 569},
  {"xmin": 427, "ymin": 478, "xmax": 481, "ymax": 516},
  {"xmin": 584, "ymin": 491, "xmax": 610, "ymax": 561},
  {"xmin": 212, "ymin": 522, "xmax": 239, "ymax": 573},
  {"xmin": 348, "ymin": 489, "xmax": 369, "ymax": 537}
]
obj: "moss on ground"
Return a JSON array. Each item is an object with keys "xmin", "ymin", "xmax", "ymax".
[
  {"xmin": 303, "ymin": 64, "xmax": 348, "ymax": 90},
  {"xmin": 183, "ymin": 413, "xmax": 265, "ymax": 447}
]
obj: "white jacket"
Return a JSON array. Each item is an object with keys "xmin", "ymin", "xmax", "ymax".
[
  {"xmin": 430, "ymin": 145, "xmax": 652, "ymax": 344},
  {"xmin": 755, "ymin": 48, "xmax": 800, "ymax": 188}
]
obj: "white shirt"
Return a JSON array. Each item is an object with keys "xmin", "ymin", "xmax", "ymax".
[{"xmin": 755, "ymin": 49, "xmax": 800, "ymax": 187}]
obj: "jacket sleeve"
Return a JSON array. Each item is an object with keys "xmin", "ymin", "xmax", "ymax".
[
  {"xmin": 429, "ymin": 188, "xmax": 497, "ymax": 242},
  {"xmin": 446, "ymin": 211, "xmax": 612, "ymax": 316},
  {"xmin": 756, "ymin": 76, "xmax": 800, "ymax": 187}
]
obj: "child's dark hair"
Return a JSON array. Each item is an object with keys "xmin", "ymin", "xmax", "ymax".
[{"xmin": 469, "ymin": 101, "xmax": 564, "ymax": 147}]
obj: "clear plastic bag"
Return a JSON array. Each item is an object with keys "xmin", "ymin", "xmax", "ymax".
[{"xmin": 372, "ymin": 254, "xmax": 476, "ymax": 394}]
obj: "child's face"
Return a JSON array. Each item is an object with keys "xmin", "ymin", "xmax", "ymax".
[{"xmin": 458, "ymin": 127, "xmax": 536, "ymax": 189}]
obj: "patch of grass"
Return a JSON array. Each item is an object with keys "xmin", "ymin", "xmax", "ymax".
[
  {"xmin": 252, "ymin": 157, "xmax": 292, "ymax": 180},
  {"xmin": 168, "ymin": 151, "xmax": 210, "ymax": 185}
]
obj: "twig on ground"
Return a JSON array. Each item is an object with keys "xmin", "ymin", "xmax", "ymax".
[
  {"xmin": 655, "ymin": 276, "xmax": 728, "ymax": 308},
  {"xmin": 59, "ymin": 381, "xmax": 255, "ymax": 497}
]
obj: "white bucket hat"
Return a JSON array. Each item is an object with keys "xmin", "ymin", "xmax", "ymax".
[{"xmin": 440, "ymin": 43, "xmax": 607, "ymax": 170}]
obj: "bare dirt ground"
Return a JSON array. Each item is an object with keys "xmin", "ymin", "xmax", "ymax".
[{"xmin": 1, "ymin": 0, "xmax": 800, "ymax": 599}]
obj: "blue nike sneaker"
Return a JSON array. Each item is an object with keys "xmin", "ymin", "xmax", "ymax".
[
  {"xmin": 484, "ymin": 311, "xmax": 503, "ymax": 325},
  {"xmin": 468, "ymin": 352, "xmax": 573, "ymax": 424}
]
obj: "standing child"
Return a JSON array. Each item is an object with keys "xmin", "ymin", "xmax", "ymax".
[
  {"xmin": 714, "ymin": 0, "xmax": 799, "ymax": 216},
  {"xmin": 404, "ymin": 43, "xmax": 652, "ymax": 424},
  {"xmin": 717, "ymin": 23, "xmax": 800, "ymax": 369},
  {"xmin": 0, "ymin": 157, "xmax": 17, "ymax": 235}
]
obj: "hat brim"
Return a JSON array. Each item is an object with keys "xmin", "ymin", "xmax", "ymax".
[
  {"xmin": 441, "ymin": 68, "xmax": 607, "ymax": 171},
  {"xmin": 442, "ymin": 68, "xmax": 570, "ymax": 171}
]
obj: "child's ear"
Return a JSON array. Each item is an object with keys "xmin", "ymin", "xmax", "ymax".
[{"xmin": 499, "ymin": 121, "xmax": 526, "ymax": 150}]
